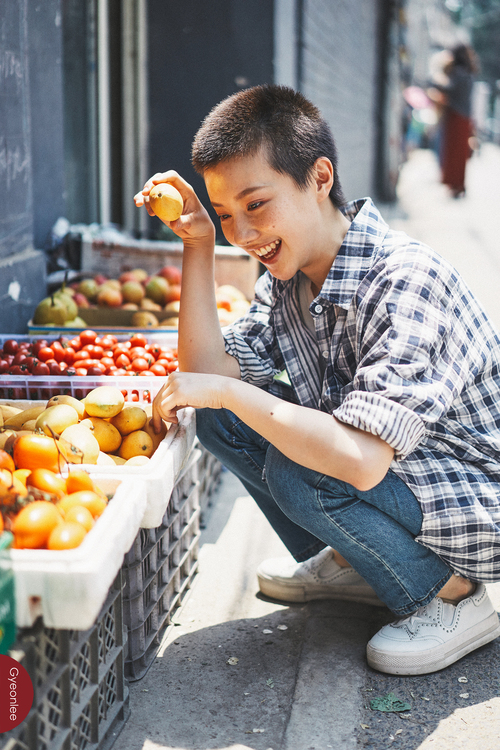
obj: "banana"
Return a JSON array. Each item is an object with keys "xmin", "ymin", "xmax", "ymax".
[
  {"xmin": 0, "ymin": 405, "xmax": 22, "ymax": 421},
  {"xmin": 3, "ymin": 405, "xmax": 48, "ymax": 430},
  {"xmin": 0, "ymin": 430, "xmax": 17, "ymax": 451}
]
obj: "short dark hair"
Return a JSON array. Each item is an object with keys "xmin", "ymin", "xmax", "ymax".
[{"xmin": 191, "ymin": 84, "xmax": 346, "ymax": 208}]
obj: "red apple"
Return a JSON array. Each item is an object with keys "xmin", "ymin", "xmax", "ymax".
[
  {"xmin": 164, "ymin": 284, "xmax": 181, "ymax": 303},
  {"xmin": 158, "ymin": 265, "xmax": 182, "ymax": 285}
]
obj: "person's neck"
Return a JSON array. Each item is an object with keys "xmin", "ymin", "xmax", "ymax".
[{"xmin": 309, "ymin": 205, "xmax": 351, "ymax": 297}]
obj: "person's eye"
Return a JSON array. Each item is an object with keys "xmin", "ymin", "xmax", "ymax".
[
  {"xmin": 248, "ymin": 201, "xmax": 263, "ymax": 211},
  {"xmin": 217, "ymin": 214, "xmax": 230, "ymax": 222}
]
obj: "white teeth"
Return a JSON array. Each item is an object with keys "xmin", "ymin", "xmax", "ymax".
[{"xmin": 254, "ymin": 240, "xmax": 280, "ymax": 257}]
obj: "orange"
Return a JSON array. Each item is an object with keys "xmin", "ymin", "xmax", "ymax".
[
  {"xmin": 13, "ymin": 434, "xmax": 64, "ymax": 473},
  {"xmin": 47, "ymin": 521, "xmax": 87, "ymax": 550},
  {"xmin": 65, "ymin": 470, "xmax": 95, "ymax": 494},
  {"xmin": 58, "ymin": 490, "xmax": 107, "ymax": 518},
  {"xmin": 26, "ymin": 468, "xmax": 67, "ymax": 499},
  {"xmin": 12, "ymin": 501, "xmax": 63, "ymax": 549},
  {"xmin": 118, "ymin": 430, "xmax": 154, "ymax": 460},
  {"xmin": 0, "ymin": 449, "xmax": 15, "ymax": 473},
  {"xmin": 64, "ymin": 505, "xmax": 94, "ymax": 531}
]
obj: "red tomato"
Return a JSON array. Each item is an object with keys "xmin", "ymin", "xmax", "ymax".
[
  {"xmin": 129, "ymin": 333, "xmax": 148, "ymax": 348},
  {"xmin": 114, "ymin": 368, "xmax": 127, "ymax": 376},
  {"xmin": 129, "ymin": 346, "xmax": 147, "ymax": 360},
  {"xmin": 38, "ymin": 346, "xmax": 54, "ymax": 362},
  {"xmin": 8, "ymin": 365, "xmax": 24, "ymax": 375},
  {"xmin": 50, "ymin": 341, "xmax": 66, "ymax": 362},
  {"xmin": 79, "ymin": 330, "xmax": 98, "ymax": 346},
  {"xmin": 73, "ymin": 351, "xmax": 91, "ymax": 363},
  {"xmin": 12, "ymin": 352, "xmax": 28, "ymax": 365},
  {"xmin": 100, "ymin": 357, "xmax": 115, "ymax": 368},
  {"xmin": 102, "ymin": 349, "xmax": 114, "ymax": 358},
  {"xmin": 146, "ymin": 344, "xmax": 163, "ymax": 359},
  {"xmin": 156, "ymin": 357, "xmax": 173, "ymax": 368},
  {"xmin": 49, "ymin": 362, "xmax": 63, "ymax": 375},
  {"xmin": 138, "ymin": 370, "xmax": 155, "ymax": 376},
  {"xmin": 166, "ymin": 361, "xmax": 179, "ymax": 373},
  {"xmin": 105, "ymin": 366, "xmax": 118, "ymax": 375},
  {"xmin": 23, "ymin": 356, "xmax": 38, "ymax": 372},
  {"xmin": 100, "ymin": 336, "xmax": 116, "ymax": 349},
  {"xmin": 63, "ymin": 347, "xmax": 76, "ymax": 365},
  {"xmin": 69, "ymin": 336, "xmax": 81, "ymax": 349},
  {"xmin": 130, "ymin": 357, "xmax": 149, "ymax": 372},
  {"xmin": 0, "ymin": 360, "xmax": 10, "ymax": 374},
  {"xmin": 31, "ymin": 340, "xmax": 48, "ymax": 357},
  {"xmin": 65, "ymin": 367, "xmax": 77, "ymax": 376},
  {"xmin": 113, "ymin": 343, "xmax": 131, "ymax": 357},
  {"xmin": 86, "ymin": 366, "xmax": 105, "ymax": 376},
  {"xmin": 150, "ymin": 363, "xmax": 167, "ymax": 377},
  {"xmin": 3, "ymin": 339, "xmax": 19, "ymax": 355},
  {"xmin": 75, "ymin": 367, "xmax": 88, "ymax": 376},
  {"xmin": 59, "ymin": 361, "xmax": 69, "ymax": 372},
  {"xmin": 91, "ymin": 346, "xmax": 104, "ymax": 359},
  {"xmin": 114, "ymin": 353, "xmax": 131, "ymax": 369},
  {"xmin": 33, "ymin": 361, "xmax": 50, "ymax": 376}
]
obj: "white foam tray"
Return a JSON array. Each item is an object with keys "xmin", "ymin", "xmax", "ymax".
[{"xmin": 9, "ymin": 475, "xmax": 147, "ymax": 629}]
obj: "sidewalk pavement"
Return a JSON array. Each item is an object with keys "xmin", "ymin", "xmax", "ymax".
[{"xmin": 119, "ymin": 144, "xmax": 500, "ymax": 750}]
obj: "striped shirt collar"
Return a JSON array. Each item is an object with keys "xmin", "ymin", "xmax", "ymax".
[{"xmin": 269, "ymin": 197, "xmax": 390, "ymax": 310}]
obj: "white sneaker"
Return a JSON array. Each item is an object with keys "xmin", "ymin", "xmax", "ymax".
[
  {"xmin": 257, "ymin": 547, "xmax": 385, "ymax": 606},
  {"xmin": 366, "ymin": 584, "xmax": 500, "ymax": 675}
]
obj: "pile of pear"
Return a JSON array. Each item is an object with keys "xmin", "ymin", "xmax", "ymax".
[{"xmin": 0, "ymin": 386, "xmax": 167, "ymax": 467}]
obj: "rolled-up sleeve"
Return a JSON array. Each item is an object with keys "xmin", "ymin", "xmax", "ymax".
[{"xmin": 222, "ymin": 274, "xmax": 282, "ymax": 387}]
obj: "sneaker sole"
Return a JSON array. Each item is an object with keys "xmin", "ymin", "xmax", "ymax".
[
  {"xmin": 366, "ymin": 611, "xmax": 500, "ymax": 675},
  {"xmin": 257, "ymin": 574, "xmax": 385, "ymax": 607}
]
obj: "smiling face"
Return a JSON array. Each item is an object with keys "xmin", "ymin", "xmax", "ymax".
[{"xmin": 204, "ymin": 148, "xmax": 346, "ymax": 289}]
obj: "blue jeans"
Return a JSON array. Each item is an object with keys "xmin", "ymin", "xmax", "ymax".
[{"xmin": 196, "ymin": 407, "xmax": 452, "ymax": 616}]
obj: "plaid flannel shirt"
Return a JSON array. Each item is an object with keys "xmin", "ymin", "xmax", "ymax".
[{"xmin": 222, "ymin": 197, "xmax": 500, "ymax": 582}]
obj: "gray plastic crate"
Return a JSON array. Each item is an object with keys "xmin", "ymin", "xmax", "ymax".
[
  {"xmin": 0, "ymin": 574, "xmax": 129, "ymax": 750},
  {"xmin": 121, "ymin": 450, "xmax": 201, "ymax": 681}
]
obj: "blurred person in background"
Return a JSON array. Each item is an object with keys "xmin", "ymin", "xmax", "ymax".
[{"xmin": 429, "ymin": 44, "xmax": 479, "ymax": 198}]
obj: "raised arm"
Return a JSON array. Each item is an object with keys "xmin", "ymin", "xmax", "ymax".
[{"xmin": 134, "ymin": 171, "xmax": 240, "ymax": 378}]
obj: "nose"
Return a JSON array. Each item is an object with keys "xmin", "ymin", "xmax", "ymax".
[{"xmin": 231, "ymin": 214, "xmax": 259, "ymax": 249}]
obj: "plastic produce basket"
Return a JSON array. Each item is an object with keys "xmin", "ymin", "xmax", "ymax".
[
  {"xmin": 195, "ymin": 439, "xmax": 223, "ymax": 519},
  {"xmin": 9, "ymin": 476, "xmax": 147, "ymax": 629},
  {"xmin": 0, "ymin": 373, "xmax": 161, "ymax": 403},
  {"xmin": 77, "ymin": 407, "xmax": 197, "ymax": 528},
  {"xmin": 122, "ymin": 448, "xmax": 201, "ymax": 681},
  {"xmin": 0, "ymin": 573, "xmax": 129, "ymax": 750}
]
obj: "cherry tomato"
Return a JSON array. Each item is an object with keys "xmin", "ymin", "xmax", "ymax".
[
  {"xmin": 69, "ymin": 337, "xmax": 81, "ymax": 349},
  {"xmin": 166, "ymin": 361, "xmax": 179, "ymax": 373},
  {"xmin": 129, "ymin": 346, "xmax": 148, "ymax": 360},
  {"xmin": 31, "ymin": 340, "xmax": 48, "ymax": 357},
  {"xmin": 38, "ymin": 346, "xmax": 55, "ymax": 362},
  {"xmin": 12, "ymin": 352, "xmax": 28, "ymax": 365},
  {"xmin": 33, "ymin": 361, "xmax": 50, "ymax": 376},
  {"xmin": 86, "ymin": 366, "xmax": 105, "ymax": 376},
  {"xmin": 50, "ymin": 341, "xmax": 66, "ymax": 362},
  {"xmin": 59, "ymin": 361, "xmax": 69, "ymax": 372},
  {"xmin": 79, "ymin": 330, "xmax": 98, "ymax": 346},
  {"xmin": 91, "ymin": 345, "xmax": 104, "ymax": 359},
  {"xmin": 113, "ymin": 343, "xmax": 131, "ymax": 357},
  {"xmin": 23, "ymin": 356, "xmax": 38, "ymax": 372},
  {"xmin": 75, "ymin": 367, "xmax": 88, "ymax": 376},
  {"xmin": 138, "ymin": 370, "xmax": 155, "ymax": 376},
  {"xmin": 146, "ymin": 344, "xmax": 163, "ymax": 359},
  {"xmin": 149, "ymin": 363, "xmax": 167, "ymax": 377},
  {"xmin": 73, "ymin": 351, "xmax": 91, "ymax": 363},
  {"xmin": 113, "ymin": 368, "xmax": 127, "ymax": 376},
  {"xmin": 8, "ymin": 365, "xmax": 24, "ymax": 375},
  {"xmin": 65, "ymin": 367, "xmax": 77, "ymax": 376},
  {"xmin": 104, "ymin": 366, "xmax": 118, "ymax": 375},
  {"xmin": 0, "ymin": 360, "xmax": 10, "ymax": 374},
  {"xmin": 100, "ymin": 336, "xmax": 115, "ymax": 349},
  {"xmin": 49, "ymin": 362, "xmax": 63, "ymax": 375},
  {"xmin": 129, "ymin": 333, "xmax": 148, "ymax": 348},
  {"xmin": 130, "ymin": 357, "xmax": 149, "ymax": 372},
  {"xmin": 63, "ymin": 347, "xmax": 76, "ymax": 365},
  {"xmin": 3, "ymin": 339, "xmax": 19, "ymax": 355},
  {"xmin": 114, "ymin": 353, "xmax": 131, "ymax": 369}
]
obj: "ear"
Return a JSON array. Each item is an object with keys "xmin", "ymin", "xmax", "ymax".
[{"xmin": 312, "ymin": 157, "xmax": 334, "ymax": 202}]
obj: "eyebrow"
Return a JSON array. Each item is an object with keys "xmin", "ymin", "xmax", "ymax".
[{"xmin": 211, "ymin": 185, "xmax": 268, "ymax": 208}]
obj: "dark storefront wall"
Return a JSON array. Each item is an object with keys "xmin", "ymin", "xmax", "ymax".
[{"xmin": 146, "ymin": 0, "xmax": 274, "ymax": 240}]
